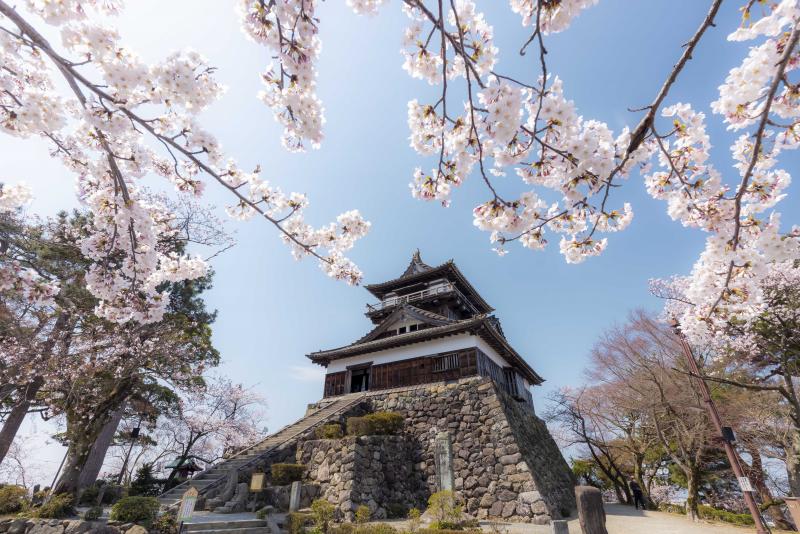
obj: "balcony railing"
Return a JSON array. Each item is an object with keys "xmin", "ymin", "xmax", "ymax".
[{"xmin": 366, "ymin": 282, "xmax": 457, "ymax": 313}]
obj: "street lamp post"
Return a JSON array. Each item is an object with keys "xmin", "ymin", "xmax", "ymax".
[
  {"xmin": 116, "ymin": 423, "xmax": 141, "ymax": 485},
  {"xmin": 672, "ymin": 321, "xmax": 770, "ymax": 534}
]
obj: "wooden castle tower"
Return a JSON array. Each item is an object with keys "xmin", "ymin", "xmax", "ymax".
[{"xmin": 308, "ymin": 251, "xmax": 542, "ymax": 407}]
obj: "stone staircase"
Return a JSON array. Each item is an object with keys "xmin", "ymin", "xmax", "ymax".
[
  {"xmin": 183, "ymin": 519, "xmax": 270, "ymax": 534},
  {"xmin": 159, "ymin": 392, "xmax": 366, "ymax": 508}
]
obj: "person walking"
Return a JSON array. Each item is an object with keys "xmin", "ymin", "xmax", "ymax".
[{"xmin": 629, "ymin": 480, "xmax": 645, "ymax": 510}]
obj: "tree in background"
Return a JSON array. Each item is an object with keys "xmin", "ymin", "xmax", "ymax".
[
  {"xmin": 161, "ymin": 376, "xmax": 267, "ymax": 487},
  {"xmin": 0, "ymin": 209, "xmax": 95, "ymax": 466},
  {"xmin": 0, "ymin": 202, "xmax": 230, "ymax": 497}
]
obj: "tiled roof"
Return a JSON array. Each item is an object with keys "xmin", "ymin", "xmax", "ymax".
[{"xmin": 354, "ymin": 304, "xmax": 455, "ymax": 344}]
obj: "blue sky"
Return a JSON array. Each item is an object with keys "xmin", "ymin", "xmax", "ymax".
[{"xmin": 6, "ymin": 0, "xmax": 800, "ymax": 478}]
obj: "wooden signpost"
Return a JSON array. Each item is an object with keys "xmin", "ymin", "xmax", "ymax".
[
  {"xmin": 250, "ymin": 472, "xmax": 265, "ymax": 492},
  {"xmin": 177, "ymin": 486, "xmax": 199, "ymax": 534},
  {"xmin": 249, "ymin": 472, "xmax": 265, "ymax": 512}
]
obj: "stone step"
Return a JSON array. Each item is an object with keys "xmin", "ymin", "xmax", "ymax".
[
  {"xmin": 185, "ymin": 520, "xmax": 268, "ymax": 532},
  {"xmin": 183, "ymin": 527, "xmax": 270, "ymax": 534}
]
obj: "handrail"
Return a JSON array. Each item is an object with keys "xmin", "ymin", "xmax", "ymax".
[
  {"xmin": 366, "ymin": 282, "xmax": 476, "ymax": 313},
  {"xmin": 161, "ymin": 393, "xmax": 366, "ymax": 507}
]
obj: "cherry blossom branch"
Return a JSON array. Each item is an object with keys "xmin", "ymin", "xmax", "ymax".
[
  {"xmin": 0, "ymin": 2, "xmax": 328, "ymax": 265},
  {"xmin": 625, "ymin": 0, "xmax": 724, "ymax": 156},
  {"xmin": 707, "ymin": 23, "xmax": 800, "ymax": 320}
]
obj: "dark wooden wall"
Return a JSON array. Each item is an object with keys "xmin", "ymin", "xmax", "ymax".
[{"xmin": 321, "ymin": 348, "xmax": 533, "ymax": 408}]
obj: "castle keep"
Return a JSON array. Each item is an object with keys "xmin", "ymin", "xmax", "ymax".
[
  {"xmin": 309, "ymin": 251, "xmax": 540, "ymax": 406},
  {"xmin": 159, "ymin": 253, "xmax": 575, "ymax": 525}
]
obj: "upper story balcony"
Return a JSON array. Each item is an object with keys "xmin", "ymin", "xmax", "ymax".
[{"xmin": 366, "ymin": 282, "xmax": 460, "ymax": 313}]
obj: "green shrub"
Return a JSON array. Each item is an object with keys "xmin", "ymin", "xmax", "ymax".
[
  {"xmin": 78, "ymin": 484, "xmax": 100, "ymax": 505},
  {"xmin": 26, "ymin": 493, "xmax": 74, "ymax": 518},
  {"xmin": 355, "ymin": 505, "xmax": 370, "ymax": 524},
  {"xmin": 129, "ymin": 463, "xmax": 162, "ymax": 497},
  {"xmin": 0, "ymin": 485, "xmax": 28, "ymax": 514},
  {"xmin": 427, "ymin": 491, "xmax": 461, "ymax": 526},
  {"xmin": 315, "ymin": 424, "xmax": 344, "ymax": 440},
  {"xmin": 310, "ymin": 499, "xmax": 335, "ymax": 533},
  {"xmin": 287, "ymin": 511, "xmax": 314, "ymax": 534},
  {"xmin": 82, "ymin": 506, "xmax": 102, "ymax": 521},
  {"xmin": 271, "ymin": 463, "xmax": 305, "ymax": 486},
  {"xmin": 150, "ymin": 511, "xmax": 179, "ymax": 534},
  {"xmin": 346, "ymin": 412, "xmax": 404, "ymax": 437},
  {"xmin": 697, "ymin": 505, "xmax": 754, "ymax": 526},
  {"xmin": 109, "ymin": 496, "xmax": 160, "ymax": 525}
]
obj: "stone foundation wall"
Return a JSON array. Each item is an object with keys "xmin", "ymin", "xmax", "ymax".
[
  {"xmin": 298, "ymin": 435, "xmax": 426, "ymax": 520},
  {"xmin": 358, "ymin": 377, "xmax": 576, "ymax": 524}
]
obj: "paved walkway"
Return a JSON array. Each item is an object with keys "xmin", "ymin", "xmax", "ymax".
[
  {"xmin": 178, "ymin": 504, "xmax": 783, "ymax": 534},
  {"xmin": 498, "ymin": 504, "xmax": 779, "ymax": 534}
]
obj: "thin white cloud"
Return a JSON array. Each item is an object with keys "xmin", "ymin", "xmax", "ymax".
[{"xmin": 289, "ymin": 365, "xmax": 325, "ymax": 383}]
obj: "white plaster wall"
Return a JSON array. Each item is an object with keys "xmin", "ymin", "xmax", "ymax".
[{"xmin": 325, "ymin": 333, "xmax": 511, "ymax": 373}]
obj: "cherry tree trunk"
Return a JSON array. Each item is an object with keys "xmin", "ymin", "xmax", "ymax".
[
  {"xmin": 576, "ymin": 486, "xmax": 608, "ymax": 534},
  {"xmin": 53, "ymin": 436, "xmax": 96, "ymax": 495},
  {"xmin": 54, "ymin": 408, "xmax": 121, "ymax": 495},
  {"xmin": 77, "ymin": 406, "xmax": 124, "ymax": 489},
  {"xmin": 788, "ymin": 428, "xmax": 800, "ymax": 498},
  {"xmin": 685, "ymin": 468, "xmax": 700, "ymax": 521},
  {"xmin": 0, "ymin": 377, "xmax": 43, "ymax": 466}
]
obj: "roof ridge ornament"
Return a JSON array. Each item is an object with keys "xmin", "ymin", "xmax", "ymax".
[{"xmin": 401, "ymin": 248, "xmax": 432, "ymax": 277}]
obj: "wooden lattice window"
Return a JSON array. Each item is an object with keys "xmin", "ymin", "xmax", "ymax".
[{"xmin": 432, "ymin": 353, "xmax": 460, "ymax": 373}]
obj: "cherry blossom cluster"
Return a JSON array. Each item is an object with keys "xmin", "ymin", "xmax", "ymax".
[
  {"xmin": 1, "ymin": 0, "xmax": 369, "ymax": 323},
  {"xmin": 400, "ymin": 0, "xmax": 649, "ymax": 262},
  {"xmin": 238, "ymin": 0, "xmax": 325, "ymax": 152},
  {"xmin": 509, "ymin": 0, "xmax": 598, "ymax": 34},
  {"xmin": 394, "ymin": 0, "xmax": 800, "ymax": 343},
  {"xmin": 645, "ymin": 0, "xmax": 800, "ymax": 342}
]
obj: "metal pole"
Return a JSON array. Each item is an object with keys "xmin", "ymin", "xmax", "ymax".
[
  {"xmin": 116, "ymin": 420, "xmax": 140, "ymax": 485},
  {"xmin": 672, "ymin": 322, "xmax": 770, "ymax": 534},
  {"xmin": 44, "ymin": 447, "xmax": 69, "ymax": 503}
]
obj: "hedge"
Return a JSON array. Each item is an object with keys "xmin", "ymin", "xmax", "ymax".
[
  {"xmin": 698, "ymin": 505, "xmax": 755, "ymax": 526},
  {"xmin": 271, "ymin": 463, "xmax": 305, "ymax": 486},
  {"xmin": 346, "ymin": 412, "xmax": 404, "ymax": 436},
  {"xmin": 315, "ymin": 423, "xmax": 344, "ymax": 440},
  {"xmin": 658, "ymin": 503, "xmax": 755, "ymax": 526},
  {"xmin": 109, "ymin": 496, "xmax": 160, "ymax": 525}
]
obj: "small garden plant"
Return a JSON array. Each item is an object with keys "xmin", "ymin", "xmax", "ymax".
[
  {"xmin": 345, "ymin": 412, "xmax": 404, "ymax": 437},
  {"xmin": 310, "ymin": 499, "xmax": 336, "ymax": 534},
  {"xmin": 22, "ymin": 493, "xmax": 74, "ymax": 519},
  {"xmin": 271, "ymin": 463, "xmax": 306, "ymax": 486},
  {"xmin": 109, "ymin": 496, "xmax": 160, "ymax": 525},
  {"xmin": 427, "ymin": 491, "xmax": 463, "ymax": 530},
  {"xmin": 355, "ymin": 505, "xmax": 371, "ymax": 525},
  {"xmin": 406, "ymin": 508, "xmax": 421, "ymax": 533},
  {"xmin": 0, "ymin": 485, "xmax": 28, "ymax": 514},
  {"xmin": 315, "ymin": 423, "xmax": 344, "ymax": 439}
]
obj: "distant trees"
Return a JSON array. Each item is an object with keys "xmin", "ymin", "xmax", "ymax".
[
  {"xmin": 0, "ymin": 205, "xmax": 252, "ymax": 498},
  {"xmin": 548, "ymin": 310, "xmax": 794, "ymax": 528}
]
